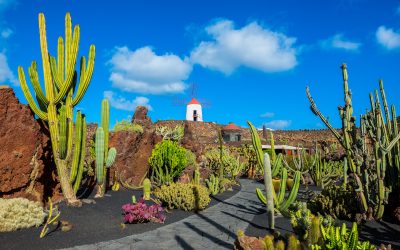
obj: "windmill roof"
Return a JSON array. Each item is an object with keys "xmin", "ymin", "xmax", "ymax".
[
  {"xmin": 223, "ymin": 122, "xmax": 242, "ymax": 131},
  {"xmin": 188, "ymin": 98, "xmax": 201, "ymax": 105}
]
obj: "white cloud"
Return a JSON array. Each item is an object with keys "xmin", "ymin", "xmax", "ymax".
[
  {"xmin": 260, "ymin": 112, "xmax": 275, "ymax": 118},
  {"xmin": 108, "ymin": 46, "xmax": 192, "ymax": 94},
  {"xmin": 321, "ymin": 34, "xmax": 361, "ymax": 51},
  {"xmin": 1, "ymin": 28, "xmax": 12, "ymax": 39},
  {"xmin": 0, "ymin": 52, "xmax": 17, "ymax": 86},
  {"xmin": 190, "ymin": 19, "xmax": 298, "ymax": 74},
  {"xmin": 376, "ymin": 26, "xmax": 400, "ymax": 50},
  {"xmin": 104, "ymin": 91, "xmax": 153, "ymax": 111},
  {"xmin": 263, "ymin": 120, "xmax": 292, "ymax": 130}
]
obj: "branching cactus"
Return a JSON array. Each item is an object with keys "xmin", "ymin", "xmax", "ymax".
[
  {"xmin": 95, "ymin": 99, "xmax": 117, "ymax": 198},
  {"xmin": 18, "ymin": 13, "xmax": 95, "ymax": 206},
  {"xmin": 206, "ymin": 174, "xmax": 220, "ymax": 195},
  {"xmin": 306, "ymin": 64, "xmax": 400, "ymax": 220},
  {"xmin": 248, "ymin": 122, "xmax": 282, "ymax": 177},
  {"xmin": 256, "ymin": 168, "xmax": 301, "ymax": 217}
]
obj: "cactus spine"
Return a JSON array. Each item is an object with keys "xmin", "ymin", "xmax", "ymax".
[
  {"xmin": 95, "ymin": 99, "xmax": 117, "ymax": 198},
  {"xmin": 18, "ymin": 13, "xmax": 95, "ymax": 206},
  {"xmin": 143, "ymin": 178, "xmax": 151, "ymax": 200}
]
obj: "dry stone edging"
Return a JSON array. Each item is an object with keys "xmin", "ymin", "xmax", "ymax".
[{"xmin": 61, "ymin": 179, "xmax": 265, "ymax": 250}]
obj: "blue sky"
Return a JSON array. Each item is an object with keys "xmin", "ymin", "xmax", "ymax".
[{"xmin": 1, "ymin": 0, "xmax": 400, "ymax": 130}]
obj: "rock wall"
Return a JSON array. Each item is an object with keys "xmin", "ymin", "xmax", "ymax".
[{"xmin": 0, "ymin": 87, "xmax": 60, "ymax": 204}]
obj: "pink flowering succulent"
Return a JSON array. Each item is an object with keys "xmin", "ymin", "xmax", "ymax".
[{"xmin": 122, "ymin": 198, "xmax": 166, "ymax": 224}]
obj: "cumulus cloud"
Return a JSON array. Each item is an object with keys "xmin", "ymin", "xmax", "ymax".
[
  {"xmin": 260, "ymin": 112, "xmax": 275, "ymax": 118},
  {"xmin": 1, "ymin": 28, "xmax": 12, "ymax": 39},
  {"xmin": 108, "ymin": 46, "xmax": 192, "ymax": 95},
  {"xmin": 263, "ymin": 120, "xmax": 291, "ymax": 130},
  {"xmin": 190, "ymin": 19, "xmax": 298, "ymax": 74},
  {"xmin": 320, "ymin": 34, "xmax": 361, "ymax": 51},
  {"xmin": 104, "ymin": 91, "xmax": 152, "ymax": 111},
  {"xmin": 0, "ymin": 52, "xmax": 17, "ymax": 85},
  {"xmin": 376, "ymin": 26, "xmax": 400, "ymax": 50}
]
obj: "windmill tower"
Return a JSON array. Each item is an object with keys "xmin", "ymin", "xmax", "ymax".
[
  {"xmin": 172, "ymin": 83, "xmax": 211, "ymax": 122},
  {"xmin": 186, "ymin": 98, "xmax": 203, "ymax": 121}
]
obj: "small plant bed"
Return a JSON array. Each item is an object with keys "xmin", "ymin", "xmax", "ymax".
[{"xmin": 0, "ymin": 185, "xmax": 240, "ymax": 250}]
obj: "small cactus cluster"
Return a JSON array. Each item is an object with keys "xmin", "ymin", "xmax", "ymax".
[
  {"xmin": 95, "ymin": 99, "xmax": 117, "ymax": 198},
  {"xmin": 308, "ymin": 185, "xmax": 358, "ymax": 220},
  {"xmin": 311, "ymin": 223, "xmax": 375, "ymax": 250},
  {"xmin": 309, "ymin": 148, "xmax": 343, "ymax": 189},
  {"xmin": 0, "ymin": 198, "xmax": 46, "ymax": 232},
  {"xmin": 205, "ymin": 174, "xmax": 221, "ymax": 195},
  {"xmin": 153, "ymin": 183, "xmax": 210, "ymax": 211}
]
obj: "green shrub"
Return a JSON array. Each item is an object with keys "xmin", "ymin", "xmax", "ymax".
[
  {"xmin": 154, "ymin": 183, "xmax": 210, "ymax": 211},
  {"xmin": 113, "ymin": 120, "xmax": 143, "ymax": 133},
  {"xmin": 0, "ymin": 198, "xmax": 46, "ymax": 232},
  {"xmin": 149, "ymin": 140, "xmax": 188, "ymax": 185}
]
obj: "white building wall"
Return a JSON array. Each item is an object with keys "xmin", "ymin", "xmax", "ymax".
[{"xmin": 186, "ymin": 104, "xmax": 203, "ymax": 121}]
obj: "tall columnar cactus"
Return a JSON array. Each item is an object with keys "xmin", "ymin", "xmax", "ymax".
[
  {"xmin": 306, "ymin": 64, "xmax": 400, "ymax": 220},
  {"xmin": 95, "ymin": 99, "xmax": 117, "ymax": 198},
  {"xmin": 263, "ymin": 153, "xmax": 275, "ymax": 230},
  {"xmin": 192, "ymin": 165, "xmax": 201, "ymax": 185},
  {"xmin": 143, "ymin": 178, "xmax": 151, "ymax": 200},
  {"xmin": 18, "ymin": 13, "xmax": 95, "ymax": 206},
  {"xmin": 71, "ymin": 111, "xmax": 87, "ymax": 194}
]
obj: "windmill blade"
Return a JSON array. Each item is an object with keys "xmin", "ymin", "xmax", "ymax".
[
  {"xmin": 199, "ymin": 98, "xmax": 212, "ymax": 108},
  {"xmin": 172, "ymin": 96, "xmax": 187, "ymax": 106}
]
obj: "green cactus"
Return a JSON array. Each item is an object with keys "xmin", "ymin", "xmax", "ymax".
[
  {"xmin": 143, "ymin": 178, "xmax": 151, "ymax": 200},
  {"xmin": 309, "ymin": 148, "xmax": 342, "ymax": 189},
  {"xmin": 263, "ymin": 235, "xmax": 274, "ymax": 250},
  {"xmin": 95, "ymin": 99, "xmax": 117, "ymax": 198},
  {"xmin": 308, "ymin": 185, "xmax": 358, "ymax": 220},
  {"xmin": 18, "ymin": 12, "xmax": 95, "ymax": 206},
  {"xmin": 309, "ymin": 217, "xmax": 321, "ymax": 245},
  {"xmin": 205, "ymin": 174, "xmax": 220, "ymax": 195},
  {"xmin": 257, "ymin": 166, "xmax": 301, "ymax": 217},
  {"xmin": 312, "ymin": 223, "xmax": 375, "ymax": 250},
  {"xmin": 72, "ymin": 112, "xmax": 86, "ymax": 194},
  {"xmin": 275, "ymin": 240, "xmax": 285, "ymax": 250},
  {"xmin": 149, "ymin": 140, "xmax": 188, "ymax": 185},
  {"xmin": 248, "ymin": 122, "xmax": 283, "ymax": 177},
  {"xmin": 192, "ymin": 165, "xmax": 201, "ymax": 185},
  {"xmin": 287, "ymin": 234, "xmax": 300, "ymax": 250},
  {"xmin": 306, "ymin": 64, "xmax": 400, "ymax": 220}
]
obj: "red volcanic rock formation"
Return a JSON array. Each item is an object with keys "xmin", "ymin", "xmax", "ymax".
[{"xmin": 0, "ymin": 87, "xmax": 60, "ymax": 204}]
